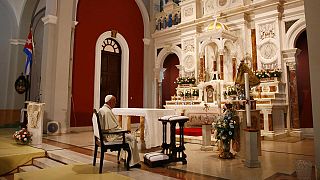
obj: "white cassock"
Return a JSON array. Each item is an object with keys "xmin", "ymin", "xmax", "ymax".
[{"xmin": 99, "ymin": 104, "xmax": 140, "ymax": 166}]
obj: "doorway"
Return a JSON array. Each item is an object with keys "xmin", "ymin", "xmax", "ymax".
[
  {"xmin": 295, "ymin": 31, "xmax": 313, "ymax": 128},
  {"xmin": 161, "ymin": 54, "xmax": 179, "ymax": 108},
  {"xmin": 100, "ymin": 38, "xmax": 121, "ymax": 107}
]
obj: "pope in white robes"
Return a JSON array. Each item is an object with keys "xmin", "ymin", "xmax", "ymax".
[{"xmin": 99, "ymin": 95, "xmax": 141, "ymax": 168}]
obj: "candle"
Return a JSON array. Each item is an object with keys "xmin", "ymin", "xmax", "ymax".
[{"xmin": 244, "ymin": 73, "xmax": 252, "ymax": 127}]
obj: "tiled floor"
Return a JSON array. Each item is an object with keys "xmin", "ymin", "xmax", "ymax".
[{"xmin": 41, "ymin": 131, "xmax": 315, "ymax": 180}]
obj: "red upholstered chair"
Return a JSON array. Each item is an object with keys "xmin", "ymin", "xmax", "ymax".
[{"xmin": 92, "ymin": 109, "xmax": 131, "ymax": 173}]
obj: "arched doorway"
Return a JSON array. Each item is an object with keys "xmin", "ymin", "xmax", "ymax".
[
  {"xmin": 295, "ymin": 31, "xmax": 313, "ymax": 128},
  {"xmin": 161, "ymin": 54, "xmax": 179, "ymax": 108},
  {"xmin": 100, "ymin": 38, "xmax": 122, "ymax": 108}
]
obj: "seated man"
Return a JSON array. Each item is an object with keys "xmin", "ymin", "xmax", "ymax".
[{"xmin": 99, "ymin": 95, "xmax": 141, "ymax": 168}]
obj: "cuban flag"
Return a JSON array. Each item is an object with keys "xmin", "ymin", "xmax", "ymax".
[{"xmin": 23, "ymin": 30, "xmax": 33, "ymax": 76}]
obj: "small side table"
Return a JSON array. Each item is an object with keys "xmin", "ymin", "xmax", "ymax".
[{"xmin": 159, "ymin": 115, "xmax": 189, "ymax": 164}]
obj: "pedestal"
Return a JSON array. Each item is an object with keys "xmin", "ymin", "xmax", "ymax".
[
  {"xmin": 201, "ymin": 124, "xmax": 213, "ymax": 151},
  {"xmin": 27, "ymin": 102, "xmax": 45, "ymax": 145},
  {"xmin": 236, "ymin": 110, "xmax": 261, "ymax": 158},
  {"xmin": 244, "ymin": 129, "xmax": 261, "ymax": 168}
]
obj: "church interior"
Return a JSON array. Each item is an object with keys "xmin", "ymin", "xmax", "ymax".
[{"xmin": 0, "ymin": 0, "xmax": 319, "ymax": 179}]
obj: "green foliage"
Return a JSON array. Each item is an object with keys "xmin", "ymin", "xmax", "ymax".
[
  {"xmin": 175, "ymin": 76, "xmax": 196, "ymax": 84},
  {"xmin": 254, "ymin": 69, "xmax": 282, "ymax": 79}
]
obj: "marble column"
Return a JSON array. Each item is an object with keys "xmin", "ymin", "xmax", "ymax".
[
  {"xmin": 232, "ymin": 57, "xmax": 237, "ymax": 81},
  {"xmin": 199, "ymin": 56, "xmax": 205, "ymax": 82},
  {"xmin": 283, "ymin": 49, "xmax": 302, "ymax": 135},
  {"xmin": 287, "ymin": 62, "xmax": 300, "ymax": 129},
  {"xmin": 219, "ymin": 53, "xmax": 224, "ymax": 80},
  {"xmin": 251, "ymin": 29, "xmax": 257, "ymax": 72},
  {"xmin": 41, "ymin": 14, "xmax": 58, "ymax": 132},
  {"xmin": 158, "ymin": 81, "xmax": 162, "ymax": 108},
  {"xmin": 40, "ymin": 0, "xmax": 75, "ymax": 133}
]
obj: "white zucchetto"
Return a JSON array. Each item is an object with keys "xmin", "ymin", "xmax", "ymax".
[{"xmin": 105, "ymin": 95, "xmax": 113, "ymax": 103}]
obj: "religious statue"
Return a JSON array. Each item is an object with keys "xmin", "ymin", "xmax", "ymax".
[{"xmin": 235, "ymin": 60, "xmax": 260, "ymax": 87}]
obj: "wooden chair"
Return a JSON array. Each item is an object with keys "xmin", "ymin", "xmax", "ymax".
[{"xmin": 92, "ymin": 109, "xmax": 131, "ymax": 173}]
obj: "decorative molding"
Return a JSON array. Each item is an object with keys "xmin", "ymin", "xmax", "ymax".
[
  {"xmin": 218, "ymin": 0, "xmax": 229, "ymax": 7},
  {"xmin": 184, "ymin": 6, "xmax": 193, "ymax": 17},
  {"xmin": 287, "ymin": 61, "xmax": 296, "ymax": 71},
  {"xmin": 259, "ymin": 22, "xmax": 276, "ymax": 40},
  {"xmin": 184, "ymin": 55, "xmax": 195, "ymax": 72},
  {"xmin": 204, "ymin": 0, "xmax": 215, "ymax": 14},
  {"xmin": 42, "ymin": 15, "xmax": 58, "ymax": 25},
  {"xmin": 156, "ymin": 45, "xmax": 182, "ymax": 69},
  {"xmin": 258, "ymin": 38, "xmax": 279, "ymax": 64},
  {"xmin": 72, "ymin": 21, "xmax": 79, "ymax": 28},
  {"xmin": 260, "ymin": 41, "xmax": 277, "ymax": 61},
  {"xmin": 183, "ymin": 39, "xmax": 195, "ymax": 53},
  {"xmin": 143, "ymin": 38, "xmax": 151, "ymax": 45},
  {"xmin": 285, "ymin": 18, "xmax": 306, "ymax": 49},
  {"xmin": 283, "ymin": 48, "xmax": 301, "ymax": 71},
  {"xmin": 9, "ymin": 39, "xmax": 25, "ymax": 45}
]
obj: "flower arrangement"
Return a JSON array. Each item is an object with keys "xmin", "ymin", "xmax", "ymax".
[
  {"xmin": 13, "ymin": 128, "xmax": 32, "ymax": 145},
  {"xmin": 254, "ymin": 69, "xmax": 282, "ymax": 79},
  {"xmin": 175, "ymin": 76, "xmax": 196, "ymax": 85},
  {"xmin": 223, "ymin": 85, "xmax": 238, "ymax": 98},
  {"xmin": 214, "ymin": 106, "xmax": 238, "ymax": 159},
  {"xmin": 192, "ymin": 89, "xmax": 199, "ymax": 96},
  {"xmin": 269, "ymin": 69, "xmax": 282, "ymax": 78}
]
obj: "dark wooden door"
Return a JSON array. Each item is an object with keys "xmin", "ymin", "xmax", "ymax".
[{"xmin": 100, "ymin": 51, "xmax": 121, "ymax": 107}]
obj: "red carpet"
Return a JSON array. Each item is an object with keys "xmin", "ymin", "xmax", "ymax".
[{"xmin": 176, "ymin": 128, "xmax": 202, "ymax": 136}]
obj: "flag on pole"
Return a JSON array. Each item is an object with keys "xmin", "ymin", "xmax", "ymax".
[{"xmin": 23, "ymin": 30, "xmax": 33, "ymax": 76}]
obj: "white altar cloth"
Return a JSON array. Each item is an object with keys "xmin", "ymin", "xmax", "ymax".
[{"xmin": 112, "ymin": 108, "xmax": 175, "ymax": 149}]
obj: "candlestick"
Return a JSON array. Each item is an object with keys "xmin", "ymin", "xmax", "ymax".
[{"xmin": 244, "ymin": 73, "xmax": 252, "ymax": 127}]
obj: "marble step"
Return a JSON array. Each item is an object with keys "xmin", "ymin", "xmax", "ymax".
[
  {"xmin": 19, "ymin": 165, "xmax": 41, "ymax": 172},
  {"xmin": 47, "ymin": 149, "xmax": 93, "ymax": 165},
  {"xmin": 33, "ymin": 157, "xmax": 65, "ymax": 169}
]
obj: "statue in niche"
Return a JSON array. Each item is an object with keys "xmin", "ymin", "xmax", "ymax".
[
  {"xmin": 160, "ymin": 0, "xmax": 165, "ymax": 12},
  {"xmin": 156, "ymin": 18, "xmax": 161, "ymax": 30},
  {"xmin": 176, "ymin": 11, "xmax": 181, "ymax": 24},
  {"xmin": 168, "ymin": 14, "xmax": 173, "ymax": 27},
  {"xmin": 163, "ymin": 16, "xmax": 167, "ymax": 29},
  {"xmin": 174, "ymin": 13, "xmax": 179, "ymax": 25}
]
